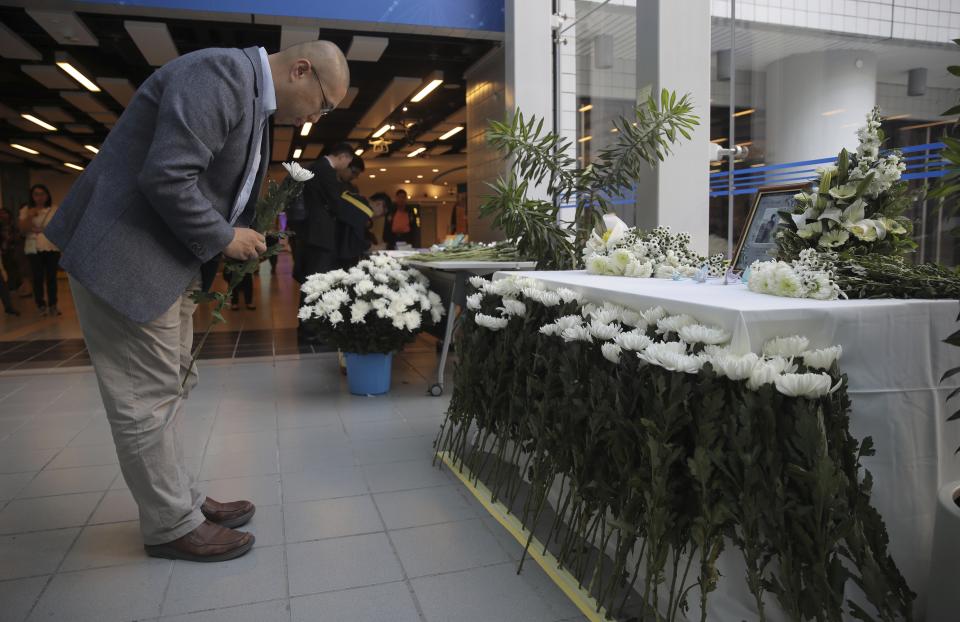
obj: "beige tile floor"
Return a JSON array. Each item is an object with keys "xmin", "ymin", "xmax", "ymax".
[{"xmin": 0, "ymin": 253, "xmax": 587, "ymax": 622}]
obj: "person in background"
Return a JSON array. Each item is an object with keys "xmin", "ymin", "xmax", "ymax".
[
  {"xmin": 0, "ymin": 237, "xmax": 19, "ymax": 316},
  {"xmin": 293, "ymin": 142, "xmax": 354, "ymax": 284},
  {"xmin": 383, "ymin": 189, "xmax": 420, "ymax": 249},
  {"xmin": 19, "ymin": 184, "xmax": 60, "ymax": 316},
  {"xmin": 367, "ymin": 192, "xmax": 391, "ymax": 249},
  {"xmin": 225, "ymin": 264, "xmax": 255, "ymax": 310},
  {"xmin": 0, "ymin": 208, "xmax": 22, "ymax": 296},
  {"xmin": 339, "ymin": 155, "xmax": 364, "ymax": 193}
]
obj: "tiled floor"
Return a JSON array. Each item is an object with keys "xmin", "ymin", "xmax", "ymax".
[{"xmin": 0, "ymin": 353, "xmax": 586, "ymax": 621}]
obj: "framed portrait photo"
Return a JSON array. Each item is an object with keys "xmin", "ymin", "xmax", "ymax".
[{"xmin": 732, "ymin": 183, "xmax": 811, "ymax": 273}]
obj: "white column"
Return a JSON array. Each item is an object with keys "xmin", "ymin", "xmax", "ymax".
[
  {"xmin": 765, "ymin": 50, "xmax": 877, "ymax": 164},
  {"xmin": 634, "ymin": 0, "xmax": 711, "ymax": 254},
  {"xmin": 505, "ymin": 0, "xmax": 554, "ymax": 202}
]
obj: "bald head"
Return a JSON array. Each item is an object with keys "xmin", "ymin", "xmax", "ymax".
[{"xmin": 268, "ymin": 40, "xmax": 350, "ymax": 127}]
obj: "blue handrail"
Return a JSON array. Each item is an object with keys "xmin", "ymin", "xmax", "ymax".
[{"xmin": 709, "ymin": 142, "xmax": 948, "ymax": 197}]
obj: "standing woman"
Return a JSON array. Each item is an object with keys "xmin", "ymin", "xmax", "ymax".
[{"xmin": 19, "ymin": 184, "xmax": 61, "ymax": 316}]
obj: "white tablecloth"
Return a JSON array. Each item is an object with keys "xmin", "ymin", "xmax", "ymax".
[{"xmin": 499, "ymin": 270, "xmax": 960, "ymax": 619}]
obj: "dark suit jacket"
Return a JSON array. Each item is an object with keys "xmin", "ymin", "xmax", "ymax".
[
  {"xmin": 300, "ymin": 157, "xmax": 341, "ymax": 250},
  {"xmin": 45, "ymin": 47, "xmax": 271, "ymax": 322}
]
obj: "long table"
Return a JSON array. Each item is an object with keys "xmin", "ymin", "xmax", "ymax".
[{"xmin": 498, "ymin": 270, "xmax": 960, "ymax": 619}]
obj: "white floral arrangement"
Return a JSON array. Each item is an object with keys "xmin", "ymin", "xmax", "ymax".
[
  {"xmin": 747, "ymin": 248, "xmax": 842, "ymax": 300},
  {"xmin": 583, "ymin": 216, "xmax": 727, "ymax": 280},
  {"xmin": 298, "ymin": 254, "xmax": 444, "ymax": 354},
  {"xmin": 779, "ymin": 107, "xmax": 912, "ymax": 258},
  {"xmin": 468, "ymin": 275, "xmax": 843, "ymax": 398}
]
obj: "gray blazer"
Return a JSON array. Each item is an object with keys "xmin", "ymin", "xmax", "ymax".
[{"xmin": 46, "ymin": 46, "xmax": 271, "ymax": 323}]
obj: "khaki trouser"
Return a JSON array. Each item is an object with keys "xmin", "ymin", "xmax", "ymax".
[{"xmin": 71, "ymin": 276, "xmax": 205, "ymax": 545}]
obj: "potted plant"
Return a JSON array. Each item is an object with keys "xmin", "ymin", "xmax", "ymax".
[{"xmin": 298, "ymin": 255, "xmax": 444, "ymax": 395}]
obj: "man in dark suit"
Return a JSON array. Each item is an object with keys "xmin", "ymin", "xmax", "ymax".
[
  {"xmin": 45, "ymin": 41, "xmax": 349, "ymax": 562},
  {"xmin": 292, "ymin": 142, "xmax": 355, "ymax": 283}
]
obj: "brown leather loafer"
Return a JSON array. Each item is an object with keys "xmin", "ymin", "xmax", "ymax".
[
  {"xmin": 144, "ymin": 520, "xmax": 254, "ymax": 562},
  {"xmin": 201, "ymin": 497, "xmax": 256, "ymax": 528}
]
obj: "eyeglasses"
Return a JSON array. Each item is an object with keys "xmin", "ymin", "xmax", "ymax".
[{"xmin": 310, "ymin": 67, "xmax": 335, "ymax": 117}]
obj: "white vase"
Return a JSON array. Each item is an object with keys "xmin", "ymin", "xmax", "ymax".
[{"xmin": 927, "ymin": 480, "xmax": 960, "ymax": 620}]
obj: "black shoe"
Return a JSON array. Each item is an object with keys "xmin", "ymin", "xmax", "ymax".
[{"xmin": 4, "ymin": 309, "xmax": 19, "ymax": 317}]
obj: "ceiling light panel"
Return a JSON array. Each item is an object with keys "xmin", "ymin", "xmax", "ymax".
[
  {"xmin": 280, "ymin": 25, "xmax": 319, "ymax": 51},
  {"xmin": 352, "ymin": 76, "xmax": 422, "ymax": 138},
  {"xmin": 26, "ymin": 10, "xmax": 98, "ymax": 46},
  {"xmin": 346, "ymin": 36, "xmax": 389, "ymax": 62},
  {"xmin": 98, "ymin": 78, "xmax": 137, "ymax": 108},
  {"xmin": 20, "ymin": 140, "xmax": 75, "ymax": 161},
  {"xmin": 337, "ymin": 86, "xmax": 359, "ymax": 109},
  {"xmin": 33, "ymin": 106, "xmax": 75, "ymax": 123},
  {"xmin": 0, "ymin": 22, "xmax": 41, "ymax": 60},
  {"xmin": 55, "ymin": 54, "xmax": 101, "ymax": 92},
  {"xmin": 60, "ymin": 91, "xmax": 111, "ymax": 114},
  {"xmin": 124, "ymin": 21, "xmax": 179, "ymax": 67},
  {"xmin": 22, "ymin": 114, "xmax": 56, "ymax": 131},
  {"xmin": 21, "ymin": 65, "xmax": 77, "ymax": 90}
]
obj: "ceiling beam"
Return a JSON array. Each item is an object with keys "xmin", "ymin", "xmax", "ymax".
[
  {"xmin": 0, "ymin": 21, "xmax": 41, "ymax": 60},
  {"xmin": 124, "ymin": 21, "xmax": 179, "ymax": 67},
  {"xmin": 98, "ymin": 78, "xmax": 137, "ymax": 108},
  {"xmin": 26, "ymin": 9, "xmax": 98, "ymax": 46}
]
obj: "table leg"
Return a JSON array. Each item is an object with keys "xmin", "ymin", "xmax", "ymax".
[{"xmin": 430, "ymin": 272, "xmax": 463, "ymax": 396}]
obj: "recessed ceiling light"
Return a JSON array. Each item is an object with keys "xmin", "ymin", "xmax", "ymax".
[
  {"xmin": 410, "ymin": 73, "xmax": 443, "ymax": 103},
  {"xmin": 84, "ymin": 144, "xmax": 99, "ymax": 153},
  {"xmin": 431, "ymin": 168, "xmax": 439, "ymax": 172},
  {"xmin": 300, "ymin": 122, "xmax": 312, "ymax": 137},
  {"xmin": 55, "ymin": 61, "xmax": 100, "ymax": 92},
  {"xmin": 439, "ymin": 126, "xmax": 463, "ymax": 140},
  {"xmin": 407, "ymin": 147, "xmax": 426, "ymax": 158},
  {"xmin": 379, "ymin": 168, "xmax": 386, "ymax": 172},
  {"xmin": 369, "ymin": 174, "xmax": 376, "ymax": 178},
  {"xmin": 433, "ymin": 195, "xmax": 438, "ymax": 199},
  {"xmin": 404, "ymin": 179, "xmax": 410, "ymax": 183},
  {"xmin": 372, "ymin": 124, "xmax": 391, "ymax": 138},
  {"xmin": 402, "ymin": 106, "xmax": 408, "ymax": 112},
  {"xmin": 10, "ymin": 143, "xmax": 39, "ymax": 155},
  {"xmin": 21, "ymin": 113, "xmax": 56, "ymax": 131},
  {"xmin": 354, "ymin": 148, "xmax": 364, "ymax": 156},
  {"xmin": 416, "ymin": 174, "xmax": 423, "ymax": 178},
  {"xmin": 292, "ymin": 148, "xmax": 302, "ymax": 159},
  {"xmin": 64, "ymin": 162, "xmax": 84, "ymax": 171}
]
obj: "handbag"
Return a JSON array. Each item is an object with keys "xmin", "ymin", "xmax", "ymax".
[{"xmin": 23, "ymin": 208, "xmax": 52, "ymax": 255}]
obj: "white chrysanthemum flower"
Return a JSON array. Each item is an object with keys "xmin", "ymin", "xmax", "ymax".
[
  {"xmin": 624, "ymin": 259, "xmax": 653, "ymax": 278},
  {"xmin": 403, "ymin": 311, "xmax": 421, "ymax": 331},
  {"xmin": 746, "ymin": 361, "xmax": 781, "ymax": 391},
  {"xmin": 586, "ymin": 254, "xmax": 614, "ymax": 275},
  {"xmin": 539, "ymin": 323, "xmax": 560, "ymax": 337},
  {"xmin": 282, "ymin": 161, "xmax": 315, "ymax": 182},
  {"xmin": 677, "ymin": 324, "xmax": 731, "ymax": 346},
  {"xmin": 588, "ymin": 320, "xmax": 621, "ymax": 341},
  {"xmin": 610, "ymin": 248, "xmax": 633, "ymax": 272},
  {"xmin": 590, "ymin": 306, "xmax": 623, "ymax": 326},
  {"xmin": 640, "ymin": 306, "xmax": 667, "ymax": 327},
  {"xmin": 555, "ymin": 315, "xmax": 583, "ymax": 332},
  {"xmin": 640, "ymin": 349, "xmax": 702, "ymax": 374},
  {"xmin": 354, "ymin": 279, "xmax": 375, "ymax": 295},
  {"xmin": 297, "ymin": 305, "xmax": 315, "ymax": 321},
  {"xmin": 328, "ymin": 309, "xmax": 344, "ymax": 325},
  {"xmin": 430, "ymin": 306, "xmax": 443, "ymax": 324},
  {"xmin": 711, "ymin": 353, "xmax": 760, "ymax": 380},
  {"xmin": 765, "ymin": 356, "xmax": 798, "ymax": 375},
  {"xmin": 556, "ymin": 288, "xmax": 581, "ymax": 304},
  {"xmin": 601, "ymin": 342, "xmax": 622, "ymax": 364},
  {"xmin": 763, "ymin": 336, "xmax": 810, "ymax": 358},
  {"xmin": 499, "ymin": 299, "xmax": 527, "ymax": 317},
  {"xmin": 615, "ymin": 330, "xmax": 652, "ymax": 352},
  {"xmin": 561, "ymin": 325, "xmax": 593, "ymax": 343},
  {"xmin": 474, "ymin": 313, "xmax": 509, "ymax": 331},
  {"xmin": 466, "ymin": 293, "xmax": 483, "ymax": 310},
  {"xmin": 619, "ymin": 309, "xmax": 643, "ymax": 327},
  {"xmin": 654, "ymin": 264, "xmax": 677, "ymax": 279},
  {"xmin": 772, "ymin": 267, "xmax": 804, "ymax": 298},
  {"xmin": 534, "ymin": 291, "xmax": 561, "ymax": 307},
  {"xmin": 656, "ymin": 314, "xmax": 696, "ymax": 336},
  {"xmin": 774, "ymin": 372, "xmax": 835, "ymax": 398},
  {"xmin": 802, "ymin": 346, "xmax": 843, "ymax": 370},
  {"xmin": 703, "ymin": 344, "xmax": 731, "ymax": 357},
  {"xmin": 350, "ymin": 300, "xmax": 371, "ymax": 323}
]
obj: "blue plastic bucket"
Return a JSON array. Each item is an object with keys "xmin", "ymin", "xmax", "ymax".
[{"xmin": 344, "ymin": 352, "xmax": 393, "ymax": 395}]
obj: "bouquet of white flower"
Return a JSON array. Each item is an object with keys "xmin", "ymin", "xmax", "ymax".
[
  {"xmin": 777, "ymin": 107, "xmax": 914, "ymax": 260},
  {"xmin": 583, "ymin": 218, "xmax": 727, "ymax": 279},
  {"xmin": 747, "ymin": 249, "xmax": 841, "ymax": 300},
  {"xmin": 298, "ymin": 255, "xmax": 444, "ymax": 354}
]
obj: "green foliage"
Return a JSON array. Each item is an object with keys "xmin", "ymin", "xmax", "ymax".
[
  {"xmin": 823, "ymin": 253, "xmax": 960, "ymax": 299},
  {"xmin": 436, "ymin": 286, "xmax": 914, "ymax": 621},
  {"xmin": 482, "ymin": 89, "xmax": 699, "ymax": 269}
]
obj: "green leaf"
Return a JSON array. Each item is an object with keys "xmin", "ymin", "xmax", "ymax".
[{"xmin": 948, "ymin": 66, "xmax": 960, "ymax": 77}]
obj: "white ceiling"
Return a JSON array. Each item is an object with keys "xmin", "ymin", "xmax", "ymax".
[{"xmin": 711, "ymin": 20, "xmax": 960, "ymax": 89}]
